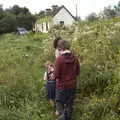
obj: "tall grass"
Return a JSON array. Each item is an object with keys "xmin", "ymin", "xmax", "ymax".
[
  {"xmin": 0, "ymin": 33, "xmax": 55, "ymax": 120},
  {"xmin": 52, "ymin": 17, "xmax": 120, "ymax": 120},
  {"xmin": 0, "ymin": 17, "xmax": 120, "ymax": 120}
]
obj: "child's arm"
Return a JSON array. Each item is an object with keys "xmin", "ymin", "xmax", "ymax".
[
  {"xmin": 49, "ymin": 66, "xmax": 55, "ymax": 80},
  {"xmin": 44, "ymin": 72, "xmax": 47, "ymax": 80}
]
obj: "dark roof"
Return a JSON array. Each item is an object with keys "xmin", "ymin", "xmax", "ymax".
[{"xmin": 52, "ymin": 5, "xmax": 76, "ymax": 20}]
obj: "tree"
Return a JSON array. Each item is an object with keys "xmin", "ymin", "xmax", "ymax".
[
  {"xmin": 45, "ymin": 8, "xmax": 52, "ymax": 16},
  {"xmin": 0, "ymin": 4, "xmax": 36, "ymax": 34},
  {"xmin": 52, "ymin": 5, "xmax": 60, "ymax": 15},
  {"xmin": 0, "ymin": 13, "xmax": 16, "ymax": 34},
  {"xmin": 21, "ymin": 7, "xmax": 30, "ymax": 14},
  {"xmin": 37, "ymin": 5, "xmax": 60, "ymax": 18},
  {"xmin": 0, "ymin": 5, "xmax": 4, "ymax": 19},
  {"xmin": 11, "ymin": 5, "xmax": 22, "ymax": 15},
  {"xmin": 6, "ymin": 5, "xmax": 30, "ymax": 15},
  {"xmin": 103, "ymin": 6, "xmax": 116, "ymax": 19},
  {"xmin": 16, "ymin": 13, "xmax": 36, "ymax": 30},
  {"xmin": 114, "ymin": 1, "xmax": 120, "ymax": 16},
  {"xmin": 86, "ymin": 12, "xmax": 98, "ymax": 21},
  {"xmin": 39, "ymin": 10, "xmax": 45, "ymax": 18},
  {"xmin": 0, "ymin": 4, "xmax": 3, "ymax": 11}
]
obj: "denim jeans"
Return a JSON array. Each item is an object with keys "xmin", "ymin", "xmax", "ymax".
[{"xmin": 56, "ymin": 88, "xmax": 76, "ymax": 120}]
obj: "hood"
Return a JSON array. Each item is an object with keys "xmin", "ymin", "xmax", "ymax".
[{"xmin": 62, "ymin": 53, "xmax": 76, "ymax": 64}]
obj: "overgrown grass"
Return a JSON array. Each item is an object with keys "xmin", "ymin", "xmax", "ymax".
[
  {"xmin": 52, "ymin": 17, "xmax": 120, "ymax": 120},
  {"xmin": 0, "ymin": 17, "xmax": 120, "ymax": 120},
  {"xmin": 0, "ymin": 33, "xmax": 55, "ymax": 120}
]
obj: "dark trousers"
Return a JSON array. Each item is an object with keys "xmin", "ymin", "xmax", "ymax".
[
  {"xmin": 56, "ymin": 88, "xmax": 76, "ymax": 120},
  {"xmin": 46, "ymin": 80, "xmax": 56, "ymax": 100}
]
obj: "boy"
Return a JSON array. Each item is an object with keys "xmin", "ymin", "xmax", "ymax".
[{"xmin": 55, "ymin": 40, "xmax": 80, "ymax": 120}]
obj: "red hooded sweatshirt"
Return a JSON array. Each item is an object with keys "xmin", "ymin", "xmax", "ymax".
[{"xmin": 55, "ymin": 52, "xmax": 80, "ymax": 90}]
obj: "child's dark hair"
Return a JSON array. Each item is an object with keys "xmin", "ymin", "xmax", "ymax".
[
  {"xmin": 57, "ymin": 40, "xmax": 71, "ymax": 50},
  {"xmin": 53, "ymin": 37, "xmax": 62, "ymax": 49}
]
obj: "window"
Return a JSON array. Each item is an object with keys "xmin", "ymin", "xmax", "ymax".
[
  {"xmin": 60, "ymin": 21, "xmax": 64, "ymax": 26},
  {"xmin": 41, "ymin": 23, "xmax": 43, "ymax": 32},
  {"xmin": 46, "ymin": 22, "xmax": 48, "ymax": 31}
]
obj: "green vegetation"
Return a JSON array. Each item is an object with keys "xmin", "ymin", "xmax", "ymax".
[
  {"xmin": 85, "ymin": 1, "xmax": 120, "ymax": 21},
  {"xmin": 72, "ymin": 17, "xmax": 120, "ymax": 120},
  {"xmin": 0, "ymin": 17, "xmax": 120, "ymax": 120},
  {"xmin": 0, "ymin": 5, "xmax": 36, "ymax": 34},
  {"xmin": 36, "ymin": 16, "xmax": 52, "ymax": 24},
  {"xmin": 0, "ymin": 33, "xmax": 55, "ymax": 120}
]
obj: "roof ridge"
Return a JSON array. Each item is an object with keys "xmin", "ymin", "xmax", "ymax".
[{"xmin": 52, "ymin": 5, "xmax": 76, "ymax": 20}]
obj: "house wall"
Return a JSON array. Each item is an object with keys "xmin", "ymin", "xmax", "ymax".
[
  {"xmin": 34, "ymin": 23, "xmax": 42, "ymax": 32},
  {"xmin": 34, "ymin": 22, "xmax": 50, "ymax": 33},
  {"xmin": 52, "ymin": 7, "xmax": 75, "ymax": 26}
]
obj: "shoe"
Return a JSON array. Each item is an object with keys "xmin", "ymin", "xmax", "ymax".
[
  {"xmin": 53, "ymin": 110, "xmax": 60, "ymax": 118},
  {"xmin": 57, "ymin": 115, "xmax": 64, "ymax": 120},
  {"xmin": 55, "ymin": 110, "xmax": 60, "ymax": 116}
]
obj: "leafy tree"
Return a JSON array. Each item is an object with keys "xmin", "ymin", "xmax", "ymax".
[
  {"xmin": 0, "ymin": 4, "xmax": 36, "ymax": 34},
  {"xmin": 52, "ymin": 5, "xmax": 59, "ymax": 11},
  {"xmin": 37, "ymin": 5, "xmax": 60, "ymax": 18},
  {"xmin": 10, "ymin": 5, "xmax": 21, "ymax": 15},
  {"xmin": 16, "ymin": 13, "xmax": 36, "ymax": 30},
  {"xmin": 97, "ymin": 1, "xmax": 120, "ymax": 20},
  {"xmin": 103, "ymin": 6, "xmax": 117, "ymax": 19},
  {"xmin": 39, "ymin": 10, "xmax": 45, "ymax": 18},
  {"xmin": 45, "ymin": 8, "xmax": 52, "ymax": 16},
  {"xmin": 21, "ymin": 7, "xmax": 30, "ymax": 14},
  {"xmin": 52, "ymin": 5, "xmax": 60, "ymax": 15},
  {"xmin": 86, "ymin": 12, "xmax": 98, "ymax": 21},
  {"xmin": 0, "ymin": 13, "xmax": 16, "ymax": 34},
  {"xmin": 0, "ymin": 5, "xmax": 5, "ymax": 19},
  {"xmin": 114, "ymin": 1, "xmax": 120, "ymax": 16},
  {"xmin": 6, "ymin": 5, "xmax": 30, "ymax": 15}
]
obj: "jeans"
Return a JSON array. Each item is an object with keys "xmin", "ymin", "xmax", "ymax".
[{"xmin": 56, "ymin": 88, "xmax": 76, "ymax": 120}]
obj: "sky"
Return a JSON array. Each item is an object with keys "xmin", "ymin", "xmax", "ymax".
[{"xmin": 0, "ymin": 0, "xmax": 120, "ymax": 19}]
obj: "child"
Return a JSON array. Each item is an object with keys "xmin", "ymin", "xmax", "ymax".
[
  {"xmin": 44, "ymin": 61, "xmax": 56, "ymax": 106},
  {"xmin": 53, "ymin": 37, "xmax": 62, "ymax": 58}
]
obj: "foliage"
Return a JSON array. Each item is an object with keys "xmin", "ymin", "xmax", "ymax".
[
  {"xmin": 52, "ymin": 17, "xmax": 120, "ymax": 120},
  {"xmin": 38, "ymin": 5, "xmax": 60, "ymax": 18},
  {"xmin": 72, "ymin": 17, "xmax": 120, "ymax": 120},
  {"xmin": 36, "ymin": 16, "xmax": 52, "ymax": 24},
  {"xmin": 87, "ymin": 1, "xmax": 120, "ymax": 20},
  {"xmin": 103, "ymin": 6, "xmax": 117, "ymax": 19},
  {"xmin": 0, "ymin": 12, "xmax": 17, "ymax": 33},
  {"xmin": 86, "ymin": 12, "xmax": 98, "ymax": 21},
  {"xmin": 0, "ymin": 5, "xmax": 36, "ymax": 34},
  {"xmin": 0, "ymin": 33, "xmax": 55, "ymax": 120},
  {"xmin": 0, "ymin": 17, "xmax": 120, "ymax": 120}
]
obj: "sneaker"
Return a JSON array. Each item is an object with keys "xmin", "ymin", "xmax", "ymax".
[{"xmin": 55, "ymin": 110, "xmax": 60, "ymax": 116}]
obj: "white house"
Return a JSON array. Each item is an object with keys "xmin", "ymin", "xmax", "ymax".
[
  {"xmin": 34, "ymin": 6, "xmax": 76, "ymax": 33},
  {"xmin": 34, "ymin": 17, "xmax": 51, "ymax": 33}
]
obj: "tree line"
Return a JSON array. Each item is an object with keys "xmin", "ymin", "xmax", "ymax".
[
  {"xmin": 0, "ymin": 5, "xmax": 62, "ymax": 34},
  {"xmin": 86, "ymin": 1, "xmax": 120, "ymax": 21},
  {"xmin": 0, "ymin": 5, "xmax": 36, "ymax": 34},
  {"xmin": 0, "ymin": 2, "xmax": 120, "ymax": 34},
  {"xmin": 38, "ymin": 5, "xmax": 61, "ymax": 18}
]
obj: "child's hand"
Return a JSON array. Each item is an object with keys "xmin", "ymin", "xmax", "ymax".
[{"xmin": 51, "ymin": 73, "xmax": 54, "ymax": 80}]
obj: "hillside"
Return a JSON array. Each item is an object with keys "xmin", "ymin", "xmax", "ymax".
[{"xmin": 0, "ymin": 17, "xmax": 120, "ymax": 120}]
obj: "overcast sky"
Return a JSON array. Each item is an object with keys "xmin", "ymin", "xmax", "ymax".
[{"xmin": 0, "ymin": 0, "xmax": 120, "ymax": 19}]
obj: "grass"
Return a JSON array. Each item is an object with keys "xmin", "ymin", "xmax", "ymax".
[
  {"xmin": 0, "ymin": 17, "xmax": 120, "ymax": 120},
  {"xmin": 0, "ymin": 33, "xmax": 56, "ymax": 120},
  {"xmin": 36, "ymin": 16, "xmax": 52, "ymax": 24}
]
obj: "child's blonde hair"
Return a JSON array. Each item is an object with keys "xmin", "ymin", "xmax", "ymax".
[{"xmin": 44, "ymin": 61, "xmax": 53, "ymax": 68}]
